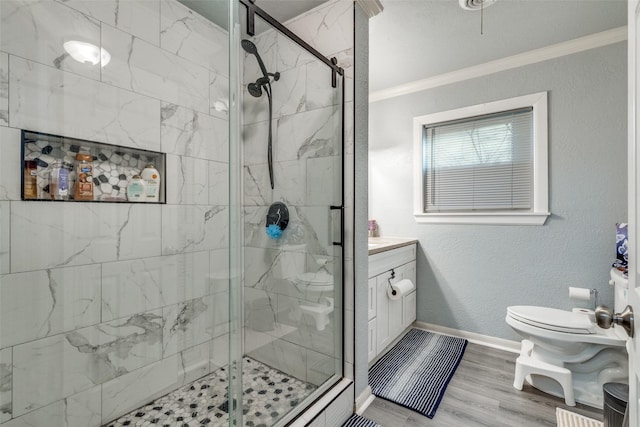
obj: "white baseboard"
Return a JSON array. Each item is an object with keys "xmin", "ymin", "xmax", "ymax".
[
  {"xmin": 355, "ymin": 386, "xmax": 374, "ymax": 415},
  {"xmin": 413, "ymin": 321, "xmax": 521, "ymax": 354}
]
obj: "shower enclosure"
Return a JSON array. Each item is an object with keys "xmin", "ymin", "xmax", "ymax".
[{"xmin": 0, "ymin": 0, "xmax": 349, "ymax": 426}]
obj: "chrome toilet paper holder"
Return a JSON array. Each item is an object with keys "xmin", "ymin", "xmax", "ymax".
[
  {"xmin": 570, "ymin": 287, "xmax": 598, "ymax": 310},
  {"xmin": 590, "ymin": 288, "xmax": 598, "ymax": 311}
]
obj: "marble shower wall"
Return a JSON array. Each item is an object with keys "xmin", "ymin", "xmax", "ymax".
[
  {"xmin": 241, "ymin": 0, "xmax": 354, "ymax": 387},
  {"xmin": 0, "ymin": 1, "xmax": 229, "ymax": 425}
]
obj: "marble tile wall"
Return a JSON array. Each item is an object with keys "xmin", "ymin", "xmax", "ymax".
[
  {"xmin": 0, "ymin": 348, "xmax": 11, "ymax": 424},
  {"xmin": 0, "ymin": 0, "xmax": 229, "ymax": 425},
  {"xmin": 241, "ymin": 0, "xmax": 354, "ymax": 387},
  {"xmin": 0, "ymin": 53, "xmax": 7, "ymax": 126},
  {"xmin": 0, "ymin": 0, "xmax": 355, "ymax": 424}
]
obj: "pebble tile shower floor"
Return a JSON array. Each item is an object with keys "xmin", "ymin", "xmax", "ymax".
[{"xmin": 104, "ymin": 358, "xmax": 316, "ymax": 427}]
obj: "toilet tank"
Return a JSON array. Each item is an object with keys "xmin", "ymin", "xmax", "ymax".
[{"xmin": 609, "ymin": 268, "xmax": 629, "ymax": 313}]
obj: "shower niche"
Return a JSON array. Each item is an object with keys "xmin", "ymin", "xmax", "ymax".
[{"xmin": 20, "ymin": 130, "xmax": 166, "ymax": 203}]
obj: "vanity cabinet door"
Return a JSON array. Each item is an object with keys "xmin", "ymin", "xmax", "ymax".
[
  {"xmin": 368, "ymin": 277, "xmax": 376, "ymax": 320},
  {"xmin": 388, "ymin": 288, "xmax": 403, "ymax": 341},
  {"xmin": 401, "ymin": 261, "xmax": 416, "ymax": 286},
  {"xmin": 399, "ymin": 261, "xmax": 417, "ymax": 328},
  {"xmin": 404, "ymin": 291, "xmax": 417, "ymax": 327},
  {"xmin": 376, "ymin": 270, "xmax": 392, "ymax": 353},
  {"xmin": 368, "ymin": 318, "xmax": 377, "ymax": 362}
]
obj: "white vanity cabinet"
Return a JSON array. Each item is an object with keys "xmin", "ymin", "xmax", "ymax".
[{"xmin": 368, "ymin": 240, "xmax": 417, "ymax": 362}]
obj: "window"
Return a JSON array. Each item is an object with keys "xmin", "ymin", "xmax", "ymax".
[{"xmin": 413, "ymin": 92, "xmax": 549, "ymax": 225}]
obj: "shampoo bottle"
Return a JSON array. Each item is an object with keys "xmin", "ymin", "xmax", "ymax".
[
  {"xmin": 141, "ymin": 164, "xmax": 160, "ymax": 202},
  {"xmin": 127, "ymin": 175, "xmax": 146, "ymax": 202},
  {"xmin": 23, "ymin": 160, "xmax": 38, "ymax": 199},
  {"xmin": 49, "ymin": 160, "xmax": 72, "ymax": 200},
  {"xmin": 74, "ymin": 153, "xmax": 94, "ymax": 201}
]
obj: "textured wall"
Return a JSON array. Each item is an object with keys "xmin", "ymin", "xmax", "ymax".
[{"xmin": 369, "ymin": 42, "xmax": 628, "ymax": 341}]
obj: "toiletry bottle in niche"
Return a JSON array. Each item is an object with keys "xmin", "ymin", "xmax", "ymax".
[
  {"xmin": 141, "ymin": 164, "xmax": 160, "ymax": 202},
  {"xmin": 23, "ymin": 160, "xmax": 37, "ymax": 199},
  {"xmin": 127, "ymin": 175, "xmax": 146, "ymax": 202},
  {"xmin": 74, "ymin": 153, "xmax": 94, "ymax": 201},
  {"xmin": 49, "ymin": 160, "xmax": 72, "ymax": 200}
]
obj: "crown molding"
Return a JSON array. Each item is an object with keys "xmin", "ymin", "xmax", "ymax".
[
  {"xmin": 370, "ymin": 25, "xmax": 627, "ymax": 103},
  {"xmin": 355, "ymin": 0, "xmax": 384, "ymax": 18}
]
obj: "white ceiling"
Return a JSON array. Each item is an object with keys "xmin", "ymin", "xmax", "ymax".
[
  {"xmin": 256, "ymin": 0, "xmax": 330, "ymax": 23},
  {"xmin": 370, "ymin": 0, "xmax": 627, "ymax": 92},
  {"xmin": 178, "ymin": 0, "xmax": 330, "ymax": 30}
]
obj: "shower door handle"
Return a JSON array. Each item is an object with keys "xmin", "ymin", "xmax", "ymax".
[{"xmin": 330, "ymin": 205, "xmax": 344, "ymax": 247}]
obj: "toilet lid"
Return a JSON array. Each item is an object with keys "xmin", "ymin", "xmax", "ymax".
[{"xmin": 507, "ymin": 306, "xmax": 596, "ymax": 334}]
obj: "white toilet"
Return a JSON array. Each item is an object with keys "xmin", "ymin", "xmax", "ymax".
[{"xmin": 505, "ymin": 268, "xmax": 629, "ymax": 408}]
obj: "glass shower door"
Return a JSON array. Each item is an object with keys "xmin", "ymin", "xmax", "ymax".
[{"xmin": 231, "ymin": 2, "xmax": 345, "ymax": 425}]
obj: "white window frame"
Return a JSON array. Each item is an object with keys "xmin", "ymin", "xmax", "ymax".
[{"xmin": 413, "ymin": 92, "xmax": 550, "ymax": 225}]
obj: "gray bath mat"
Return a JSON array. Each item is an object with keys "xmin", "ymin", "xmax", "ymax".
[
  {"xmin": 341, "ymin": 414, "xmax": 382, "ymax": 427},
  {"xmin": 368, "ymin": 328, "xmax": 467, "ymax": 419}
]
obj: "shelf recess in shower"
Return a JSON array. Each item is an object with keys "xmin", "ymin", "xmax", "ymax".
[{"xmin": 20, "ymin": 130, "xmax": 166, "ymax": 204}]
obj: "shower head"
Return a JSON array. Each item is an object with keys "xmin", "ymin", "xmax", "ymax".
[
  {"xmin": 241, "ymin": 39, "xmax": 280, "ymax": 100},
  {"xmin": 246, "ymin": 75, "xmax": 279, "ymax": 98},
  {"xmin": 241, "ymin": 39, "xmax": 269, "ymax": 79},
  {"xmin": 240, "ymin": 39, "xmax": 258, "ymax": 54},
  {"xmin": 247, "ymin": 82, "xmax": 263, "ymax": 98},
  {"xmin": 242, "ymin": 40, "xmax": 276, "ymax": 190}
]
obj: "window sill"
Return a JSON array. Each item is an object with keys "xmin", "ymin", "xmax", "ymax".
[{"xmin": 413, "ymin": 212, "xmax": 550, "ymax": 226}]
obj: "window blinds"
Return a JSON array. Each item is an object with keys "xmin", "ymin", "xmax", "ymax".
[{"xmin": 423, "ymin": 107, "xmax": 533, "ymax": 212}]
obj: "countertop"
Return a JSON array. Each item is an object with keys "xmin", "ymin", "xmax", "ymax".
[{"xmin": 368, "ymin": 236, "xmax": 418, "ymax": 255}]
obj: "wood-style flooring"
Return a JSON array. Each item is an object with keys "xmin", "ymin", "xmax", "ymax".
[{"xmin": 362, "ymin": 342, "xmax": 604, "ymax": 427}]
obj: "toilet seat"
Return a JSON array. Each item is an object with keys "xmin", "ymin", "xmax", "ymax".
[
  {"xmin": 506, "ymin": 306, "xmax": 627, "ymax": 346},
  {"xmin": 507, "ymin": 306, "xmax": 595, "ymax": 334}
]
